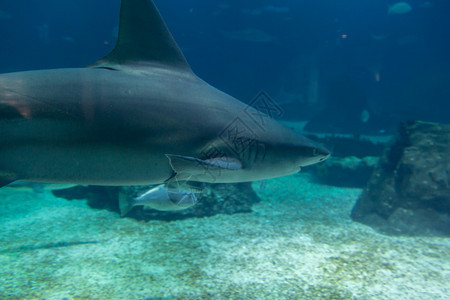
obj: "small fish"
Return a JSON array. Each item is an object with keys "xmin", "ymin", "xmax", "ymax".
[
  {"xmin": 36, "ymin": 23, "xmax": 50, "ymax": 44},
  {"xmin": 119, "ymin": 184, "xmax": 198, "ymax": 216},
  {"xmin": 419, "ymin": 2, "xmax": 433, "ymax": 9},
  {"xmin": 62, "ymin": 36, "xmax": 76, "ymax": 43},
  {"xmin": 241, "ymin": 9, "xmax": 263, "ymax": 16},
  {"xmin": 361, "ymin": 109, "xmax": 370, "ymax": 123},
  {"xmin": 263, "ymin": 5, "xmax": 290, "ymax": 13},
  {"xmin": 388, "ymin": 2, "xmax": 412, "ymax": 15},
  {"xmin": 371, "ymin": 34, "xmax": 389, "ymax": 41},
  {"xmin": 218, "ymin": 4, "xmax": 230, "ymax": 10}
]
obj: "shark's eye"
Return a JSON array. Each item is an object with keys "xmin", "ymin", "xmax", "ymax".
[{"xmin": 313, "ymin": 148, "xmax": 320, "ymax": 156}]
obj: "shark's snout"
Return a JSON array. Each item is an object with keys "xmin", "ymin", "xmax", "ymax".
[
  {"xmin": 296, "ymin": 141, "xmax": 331, "ymax": 168},
  {"xmin": 313, "ymin": 144, "xmax": 331, "ymax": 162}
]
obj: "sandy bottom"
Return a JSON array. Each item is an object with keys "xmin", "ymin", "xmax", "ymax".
[{"xmin": 0, "ymin": 174, "xmax": 449, "ymax": 299}]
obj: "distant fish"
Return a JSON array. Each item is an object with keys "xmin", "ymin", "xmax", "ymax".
[
  {"xmin": 388, "ymin": 2, "xmax": 412, "ymax": 14},
  {"xmin": 119, "ymin": 184, "xmax": 198, "ymax": 216},
  {"xmin": 218, "ymin": 4, "xmax": 230, "ymax": 10},
  {"xmin": 263, "ymin": 5, "xmax": 291, "ymax": 13},
  {"xmin": 396, "ymin": 35, "xmax": 420, "ymax": 46},
  {"xmin": 62, "ymin": 36, "xmax": 76, "ymax": 43},
  {"xmin": 37, "ymin": 23, "xmax": 50, "ymax": 44},
  {"xmin": 0, "ymin": 10, "xmax": 11, "ymax": 20},
  {"xmin": 241, "ymin": 8, "xmax": 263, "ymax": 16},
  {"xmin": 5, "ymin": 181, "xmax": 78, "ymax": 193},
  {"xmin": 221, "ymin": 28, "xmax": 275, "ymax": 42},
  {"xmin": 361, "ymin": 110, "xmax": 370, "ymax": 123},
  {"xmin": 242, "ymin": 5, "xmax": 290, "ymax": 15},
  {"xmin": 419, "ymin": 2, "xmax": 433, "ymax": 8},
  {"xmin": 371, "ymin": 34, "xmax": 389, "ymax": 41}
]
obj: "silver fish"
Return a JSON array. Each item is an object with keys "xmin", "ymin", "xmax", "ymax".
[{"xmin": 119, "ymin": 185, "xmax": 197, "ymax": 216}]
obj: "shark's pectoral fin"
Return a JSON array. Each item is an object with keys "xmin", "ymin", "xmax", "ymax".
[
  {"xmin": 165, "ymin": 154, "xmax": 242, "ymax": 182},
  {"xmin": 166, "ymin": 180, "xmax": 206, "ymax": 194}
]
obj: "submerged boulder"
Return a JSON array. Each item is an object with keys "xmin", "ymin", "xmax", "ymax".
[
  {"xmin": 53, "ymin": 182, "xmax": 261, "ymax": 221},
  {"xmin": 311, "ymin": 156, "xmax": 379, "ymax": 188},
  {"xmin": 305, "ymin": 134, "xmax": 386, "ymax": 188},
  {"xmin": 351, "ymin": 121, "xmax": 450, "ymax": 236}
]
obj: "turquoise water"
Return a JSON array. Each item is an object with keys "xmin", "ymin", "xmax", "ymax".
[
  {"xmin": 1, "ymin": 174, "xmax": 448, "ymax": 299},
  {"xmin": 1, "ymin": 0, "xmax": 449, "ymax": 298}
]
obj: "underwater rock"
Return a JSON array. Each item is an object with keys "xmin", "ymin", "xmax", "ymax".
[
  {"xmin": 310, "ymin": 156, "xmax": 379, "ymax": 188},
  {"xmin": 303, "ymin": 134, "xmax": 386, "ymax": 187},
  {"xmin": 53, "ymin": 182, "xmax": 261, "ymax": 221},
  {"xmin": 351, "ymin": 121, "xmax": 450, "ymax": 236},
  {"xmin": 305, "ymin": 134, "xmax": 387, "ymax": 158}
]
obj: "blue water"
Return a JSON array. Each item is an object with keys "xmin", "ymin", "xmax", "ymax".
[
  {"xmin": 1, "ymin": 1, "xmax": 450, "ymax": 298},
  {"xmin": 1, "ymin": 0, "xmax": 449, "ymax": 133}
]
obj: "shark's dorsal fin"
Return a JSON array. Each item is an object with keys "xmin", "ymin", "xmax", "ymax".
[{"xmin": 89, "ymin": 0, "xmax": 192, "ymax": 73}]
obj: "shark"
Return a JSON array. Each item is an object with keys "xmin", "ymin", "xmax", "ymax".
[{"xmin": 0, "ymin": 0, "xmax": 330, "ymax": 192}]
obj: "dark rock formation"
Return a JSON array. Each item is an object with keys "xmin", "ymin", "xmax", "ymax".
[
  {"xmin": 304, "ymin": 134, "xmax": 386, "ymax": 187},
  {"xmin": 53, "ymin": 182, "xmax": 261, "ymax": 221},
  {"xmin": 305, "ymin": 134, "xmax": 386, "ymax": 158},
  {"xmin": 310, "ymin": 156, "xmax": 379, "ymax": 188},
  {"xmin": 351, "ymin": 121, "xmax": 450, "ymax": 236}
]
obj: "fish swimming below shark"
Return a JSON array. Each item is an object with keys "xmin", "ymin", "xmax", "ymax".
[
  {"xmin": 119, "ymin": 184, "xmax": 198, "ymax": 216},
  {"xmin": 0, "ymin": 0, "xmax": 330, "ymax": 213}
]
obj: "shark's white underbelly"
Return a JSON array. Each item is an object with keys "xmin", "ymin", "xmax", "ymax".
[{"xmin": 0, "ymin": 144, "xmax": 172, "ymax": 186}]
